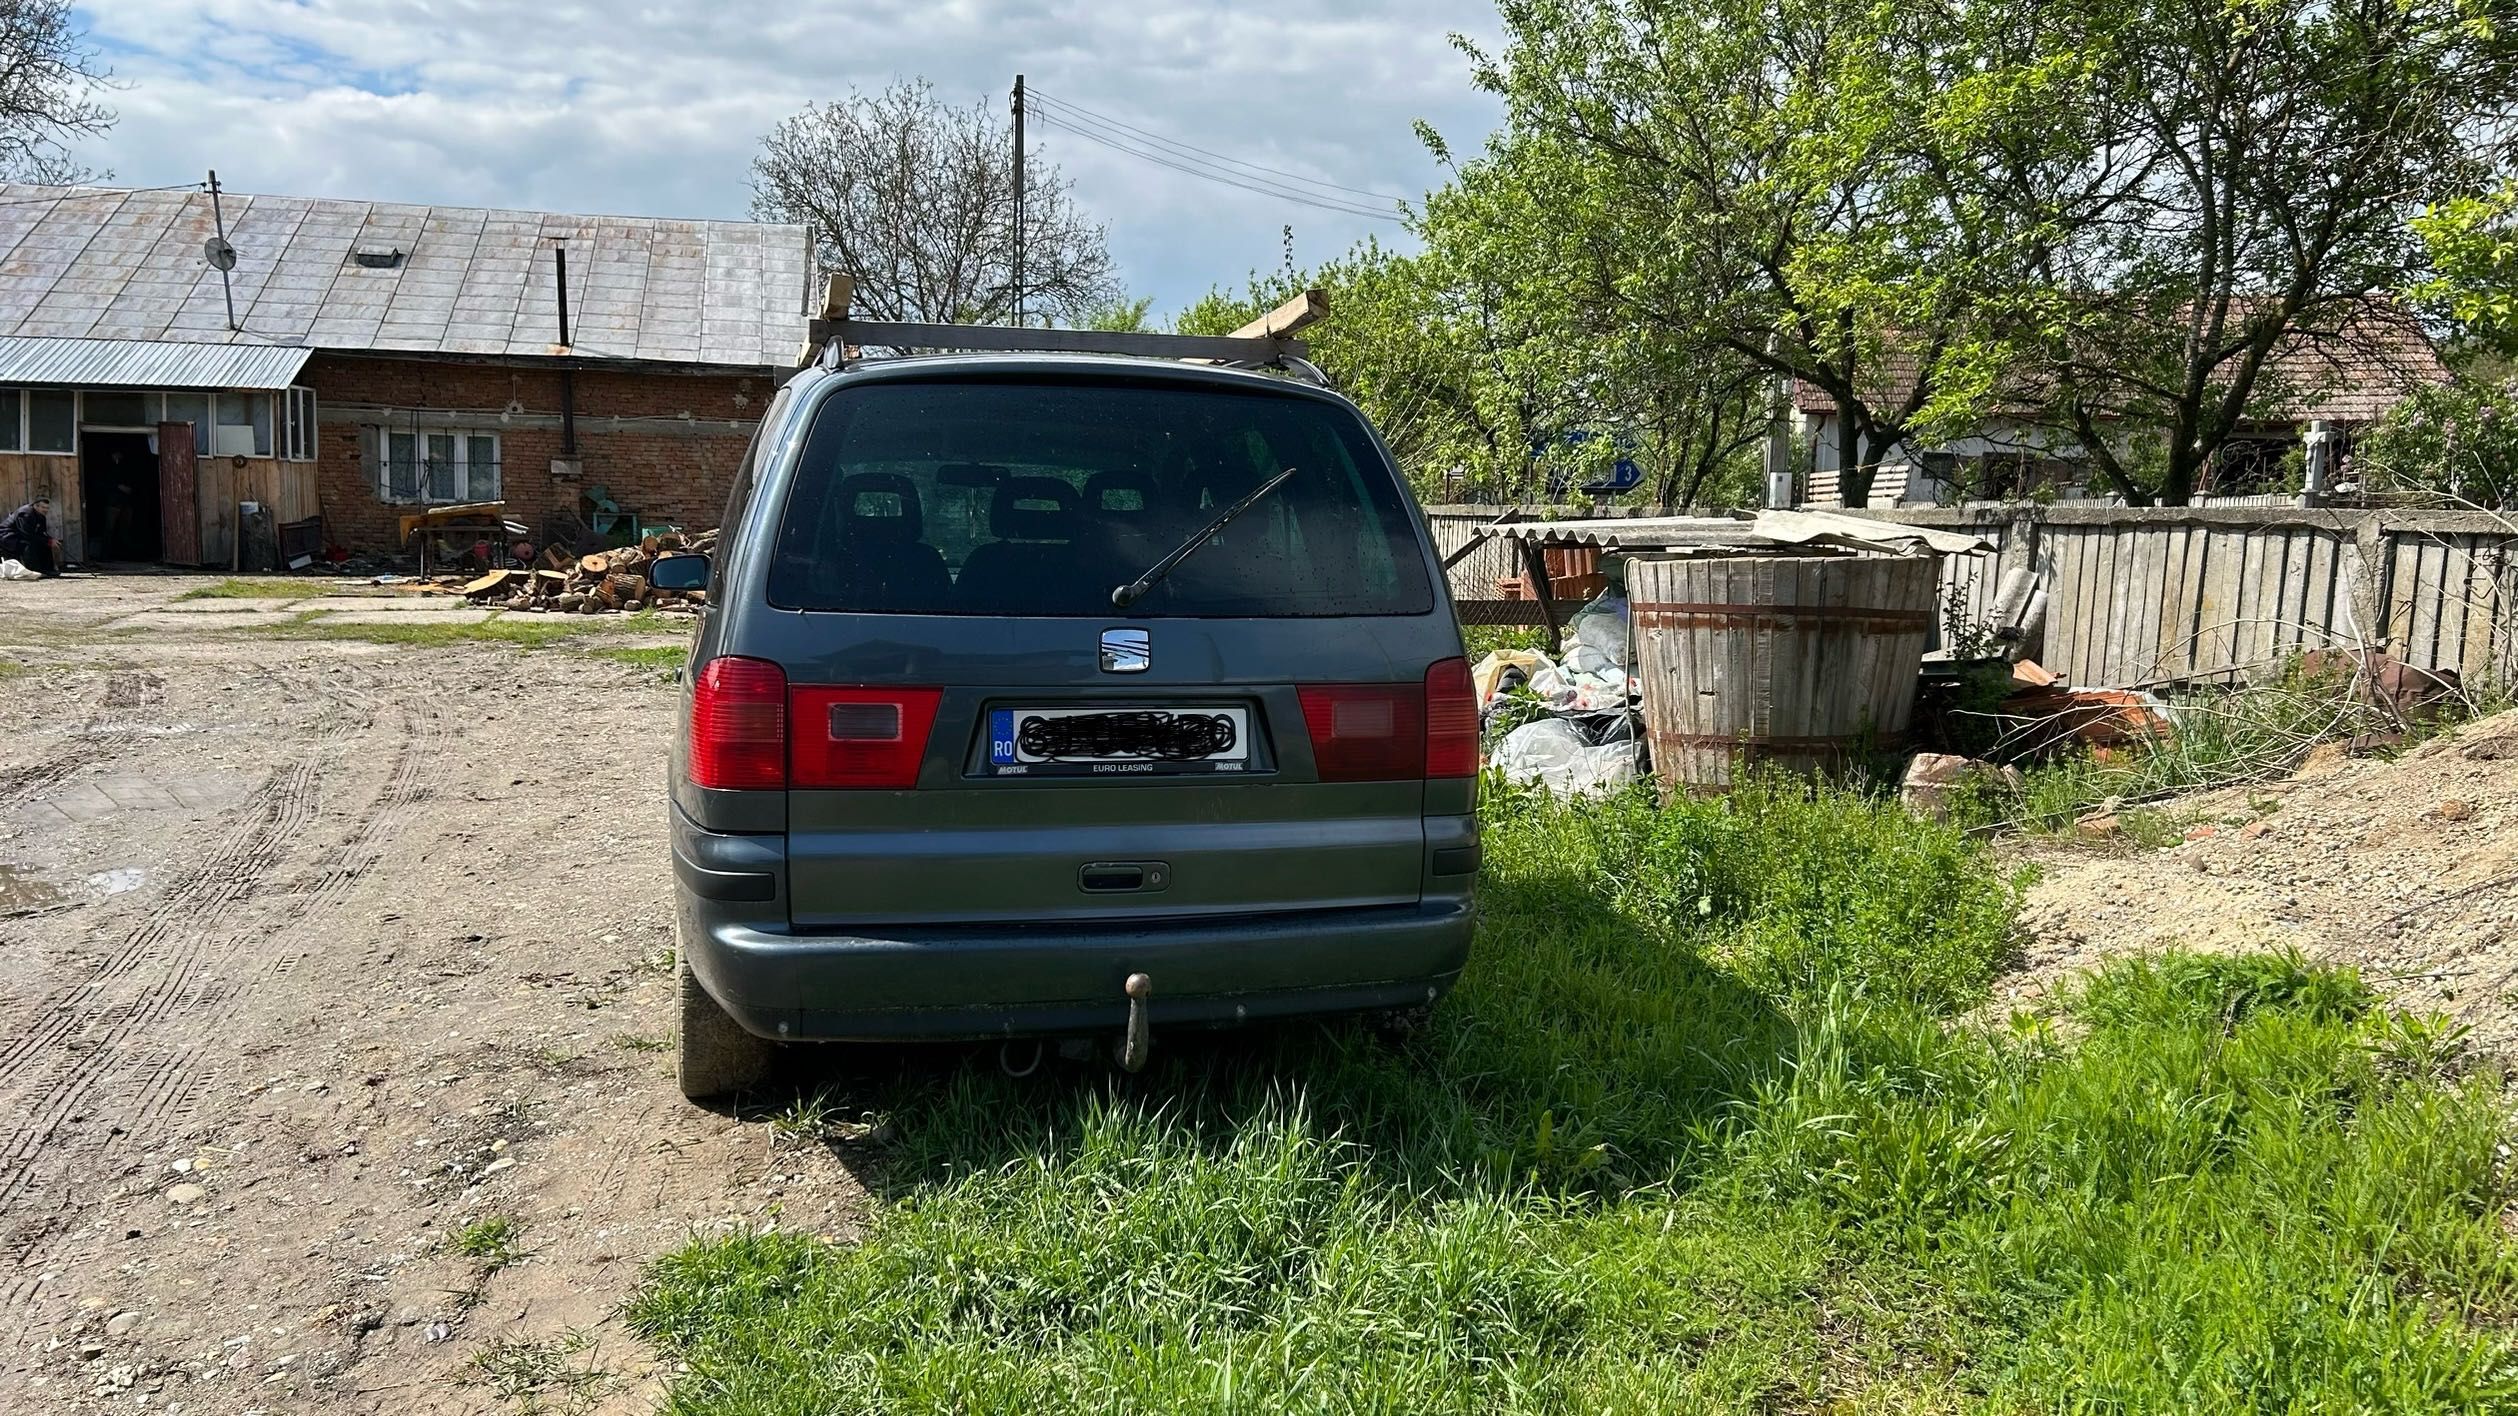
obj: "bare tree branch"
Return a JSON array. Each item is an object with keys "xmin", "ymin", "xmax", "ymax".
[
  {"xmin": 0, "ymin": 0, "xmax": 111, "ymax": 184},
  {"xmin": 751, "ymin": 79, "xmax": 1116, "ymax": 326}
]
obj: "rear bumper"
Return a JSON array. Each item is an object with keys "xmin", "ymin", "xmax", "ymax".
[{"xmin": 681, "ymin": 899, "xmax": 1473, "ymax": 1041}]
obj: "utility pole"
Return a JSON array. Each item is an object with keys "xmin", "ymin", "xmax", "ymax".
[
  {"xmin": 1011, "ymin": 73, "xmax": 1026, "ymax": 328},
  {"xmin": 207, "ymin": 170, "xmax": 238, "ymax": 333}
]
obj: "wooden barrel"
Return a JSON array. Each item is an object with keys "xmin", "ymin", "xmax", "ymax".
[{"xmin": 1629, "ymin": 554, "xmax": 1936, "ymax": 792}]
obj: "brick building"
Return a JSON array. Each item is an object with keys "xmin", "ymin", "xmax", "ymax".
[{"xmin": 0, "ymin": 182, "xmax": 808, "ymax": 565}]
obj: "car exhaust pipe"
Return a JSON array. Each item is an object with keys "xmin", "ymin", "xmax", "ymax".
[
  {"xmin": 998, "ymin": 1038, "xmax": 1044, "ymax": 1078},
  {"xmin": 1115, "ymin": 973, "xmax": 1153, "ymax": 1072}
]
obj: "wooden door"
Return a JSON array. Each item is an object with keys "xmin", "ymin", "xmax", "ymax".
[{"xmin": 157, "ymin": 420, "xmax": 200, "ymax": 565}]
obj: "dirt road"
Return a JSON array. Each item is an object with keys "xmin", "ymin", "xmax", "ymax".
[{"xmin": 0, "ymin": 577, "xmax": 862, "ymax": 1414}]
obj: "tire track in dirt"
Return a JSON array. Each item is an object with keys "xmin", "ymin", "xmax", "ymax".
[
  {"xmin": 0, "ymin": 670, "xmax": 157, "ymax": 810},
  {"xmin": 125, "ymin": 691, "xmax": 457, "ymax": 1152},
  {"xmin": 0, "ymin": 668, "xmax": 379, "ymax": 1295}
]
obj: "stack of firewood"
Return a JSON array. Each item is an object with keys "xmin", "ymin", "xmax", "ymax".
[{"xmin": 462, "ymin": 528, "xmax": 719, "ymax": 614}]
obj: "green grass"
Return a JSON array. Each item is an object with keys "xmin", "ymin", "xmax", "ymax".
[
  {"xmin": 1462, "ymin": 622, "xmax": 1556, "ymax": 660},
  {"xmin": 628, "ymin": 778, "xmax": 2518, "ymax": 1412},
  {"xmin": 261, "ymin": 610, "xmax": 682, "ymax": 651},
  {"xmin": 452, "ymin": 1215, "xmax": 525, "ymax": 1269},
  {"xmin": 173, "ymin": 577, "xmax": 332, "ymax": 601}
]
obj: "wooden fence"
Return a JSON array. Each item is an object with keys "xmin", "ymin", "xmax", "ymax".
[{"xmin": 1422, "ymin": 503, "xmax": 2518, "ymax": 689}]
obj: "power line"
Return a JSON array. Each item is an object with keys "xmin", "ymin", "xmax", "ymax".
[
  {"xmin": 1029, "ymin": 95, "xmax": 1407, "ymax": 219},
  {"xmin": 1034, "ymin": 107, "xmax": 1405, "ymax": 223},
  {"xmin": 1025, "ymin": 86, "xmax": 1416, "ymax": 206}
]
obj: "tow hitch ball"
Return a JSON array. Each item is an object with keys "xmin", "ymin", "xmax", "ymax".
[{"xmin": 1116, "ymin": 973, "xmax": 1154, "ymax": 1073}]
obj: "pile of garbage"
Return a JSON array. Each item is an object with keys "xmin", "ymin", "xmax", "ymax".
[
  {"xmin": 455, "ymin": 529, "xmax": 717, "ymax": 615},
  {"xmin": 1473, "ymin": 585, "xmax": 1648, "ymax": 798}
]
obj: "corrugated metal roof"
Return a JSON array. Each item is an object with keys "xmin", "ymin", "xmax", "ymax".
[
  {"xmin": 0, "ymin": 184, "xmax": 811, "ymax": 371},
  {"xmin": 0, "ymin": 334, "xmax": 311, "ymax": 389},
  {"xmin": 1500, "ymin": 511, "xmax": 1991, "ymax": 557}
]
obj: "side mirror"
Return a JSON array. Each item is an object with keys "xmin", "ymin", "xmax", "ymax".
[{"xmin": 648, "ymin": 553, "xmax": 709, "ymax": 592}]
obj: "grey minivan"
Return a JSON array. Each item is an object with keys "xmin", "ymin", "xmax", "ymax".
[{"xmin": 659, "ymin": 345, "xmax": 1477, "ymax": 1099}]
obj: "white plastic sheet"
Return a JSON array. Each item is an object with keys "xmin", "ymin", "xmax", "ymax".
[
  {"xmin": 1491, "ymin": 719, "xmax": 1641, "ymax": 798},
  {"xmin": 0, "ymin": 558, "xmax": 34, "ymax": 581}
]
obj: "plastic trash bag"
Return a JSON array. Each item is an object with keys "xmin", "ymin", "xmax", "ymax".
[
  {"xmin": 0, "ymin": 558, "xmax": 33, "ymax": 581},
  {"xmin": 1472, "ymin": 649, "xmax": 1555, "ymax": 707},
  {"xmin": 1491, "ymin": 718, "xmax": 1642, "ymax": 799},
  {"xmin": 1566, "ymin": 587, "xmax": 1631, "ymax": 672}
]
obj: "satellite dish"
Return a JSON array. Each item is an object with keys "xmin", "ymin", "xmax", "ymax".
[{"xmin": 203, "ymin": 236, "xmax": 237, "ymax": 271}]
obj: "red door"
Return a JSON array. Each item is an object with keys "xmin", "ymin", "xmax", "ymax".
[{"xmin": 157, "ymin": 420, "xmax": 199, "ymax": 565}]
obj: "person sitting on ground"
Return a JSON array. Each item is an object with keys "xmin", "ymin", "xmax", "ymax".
[{"xmin": 0, "ymin": 495, "xmax": 62, "ymax": 578}]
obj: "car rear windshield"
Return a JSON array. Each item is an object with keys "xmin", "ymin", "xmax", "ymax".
[{"xmin": 766, "ymin": 377, "xmax": 1435, "ymax": 617}]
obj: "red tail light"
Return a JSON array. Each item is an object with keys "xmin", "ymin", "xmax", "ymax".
[
  {"xmin": 689, "ymin": 656, "xmax": 787, "ymax": 790},
  {"xmin": 1423, "ymin": 657, "xmax": 1478, "ymax": 778},
  {"xmin": 1299, "ymin": 682, "xmax": 1425, "ymax": 782},
  {"xmin": 791, "ymin": 686, "xmax": 942, "ymax": 789}
]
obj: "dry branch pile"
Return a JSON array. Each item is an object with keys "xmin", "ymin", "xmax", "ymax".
[{"xmin": 460, "ymin": 529, "xmax": 718, "ymax": 615}]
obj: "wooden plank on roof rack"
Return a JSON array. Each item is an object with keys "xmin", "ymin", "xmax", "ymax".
[
  {"xmin": 829, "ymin": 319, "xmax": 1306, "ymax": 362},
  {"xmin": 1228, "ymin": 288, "xmax": 1329, "ymax": 341}
]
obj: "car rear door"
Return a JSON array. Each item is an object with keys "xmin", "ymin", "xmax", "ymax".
[{"xmin": 760, "ymin": 370, "xmax": 1470, "ymax": 930}]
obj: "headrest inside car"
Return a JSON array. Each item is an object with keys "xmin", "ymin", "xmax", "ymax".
[
  {"xmin": 990, "ymin": 475, "xmax": 1080, "ymax": 541},
  {"xmin": 837, "ymin": 473, "xmax": 924, "ymax": 542}
]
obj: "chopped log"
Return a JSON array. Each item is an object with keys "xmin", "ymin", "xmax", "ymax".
[
  {"xmin": 557, "ymin": 593, "xmax": 588, "ymax": 612},
  {"xmin": 541, "ymin": 546, "xmax": 574, "ymax": 572},
  {"xmin": 579, "ymin": 552, "xmax": 612, "ymax": 577},
  {"xmin": 462, "ymin": 569, "xmax": 515, "ymax": 600}
]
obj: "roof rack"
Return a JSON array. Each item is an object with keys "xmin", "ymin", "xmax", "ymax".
[{"xmin": 799, "ymin": 279, "xmax": 1330, "ymax": 384}]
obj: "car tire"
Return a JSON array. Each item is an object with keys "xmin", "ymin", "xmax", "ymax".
[{"xmin": 677, "ymin": 943, "xmax": 775, "ymax": 1102}]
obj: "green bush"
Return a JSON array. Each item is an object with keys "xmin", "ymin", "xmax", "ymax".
[{"xmin": 2359, "ymin": 378, "xmax": 2518, "ymax": 508}]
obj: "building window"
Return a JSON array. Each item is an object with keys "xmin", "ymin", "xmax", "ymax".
[
  {"xmin": 373, "ymin": 426, "xmax": 499, "ymax": 505},
  {"xmin": 160, "ymin": 392, "xmax": 209, "ymax": 451},
  {"xmin": 28, "ymin": 389, "xmax": 75, "ymax": 453},
  {"xmin": 280, "ymin": 387, "xmax": 318, "ymax": 462},
  {"xmin": 0, "ymin": 388, "xmax": 20, "ymax": 452},
  {"xmin": 213, "ymin": 392, "xmax": 273, "ymax": 458}
]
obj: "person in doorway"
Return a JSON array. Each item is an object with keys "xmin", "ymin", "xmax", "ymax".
[{"xmin": 0, "ymin": 495, "xmax": 61, "ymax": 577}]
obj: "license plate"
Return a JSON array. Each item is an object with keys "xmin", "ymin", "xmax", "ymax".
[{"xmin": 988, "ymin": 706, "xmax": 1251, "ymax": 775}]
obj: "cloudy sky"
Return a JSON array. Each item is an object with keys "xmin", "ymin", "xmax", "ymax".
[{"xmin": 70, "ymin": 1, "xmax": 1505, "ymax": 317}]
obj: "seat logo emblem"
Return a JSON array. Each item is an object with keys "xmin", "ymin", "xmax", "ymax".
[{"xmin": 1100, "ymin": 628, "xmax": 1150, "ymax": 673}]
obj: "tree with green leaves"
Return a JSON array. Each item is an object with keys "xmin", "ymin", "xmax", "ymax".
[
  {"xmin": 2414, "ymin": 184, "xmax": 2518, "ymax": 362},
  {"xmin": 2025, "ymin": 0, "xmax": 2518, "ymax": 505},
  {"xmin": 1179, "ymin": 243, "xmax": 1506, "ymax": 498},
  {"xmin": 1415, "ymin": 123, "xmax": 1773, "ymax": 507},
  {"xmin": 1455, "ymin": 0, "xmax": 2097, "ymax": 507}
]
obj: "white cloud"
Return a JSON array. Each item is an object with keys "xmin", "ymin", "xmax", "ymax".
[{"xmin": 74, "ymin": 0, "xmax": 1504, "ymax": 313}]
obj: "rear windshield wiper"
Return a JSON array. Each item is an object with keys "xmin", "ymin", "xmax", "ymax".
[{"xmin": 1111, "ymin": 465, "xmax": 1297, "ymax": 610}]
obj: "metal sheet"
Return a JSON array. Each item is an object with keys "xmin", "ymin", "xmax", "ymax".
[
  {"xmin": 0, "ymin": 335, "xmax": 310, "ymax": 389},
  {"xmin": 1494, "ymin": 510, "xmax": 1993, "ymax": 557},
  {"xmin": 0, "ymin": 181, "xmax": 809, "ymax": 370}
]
